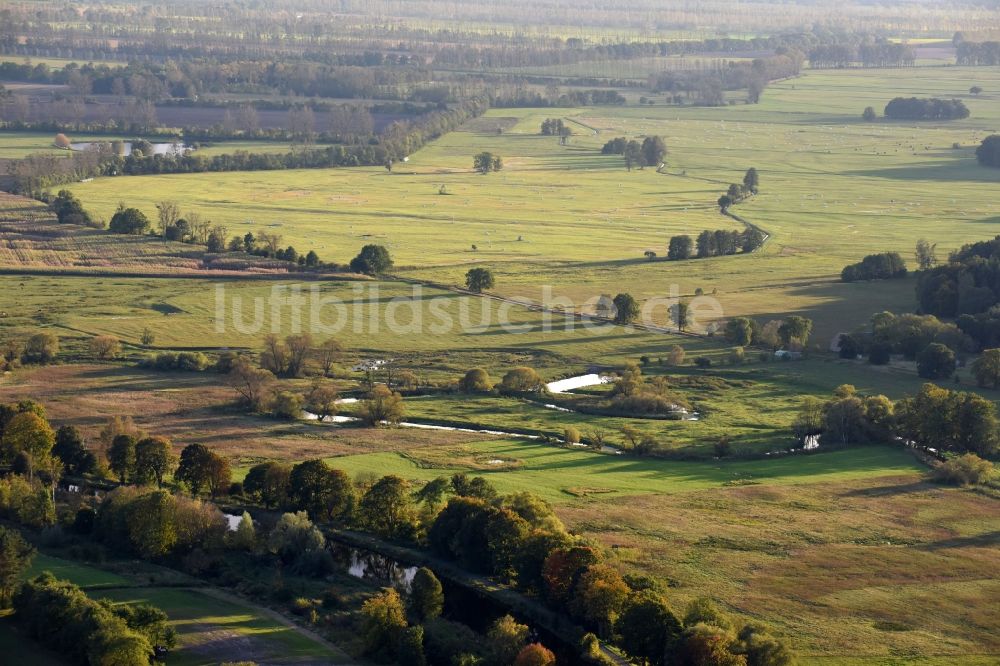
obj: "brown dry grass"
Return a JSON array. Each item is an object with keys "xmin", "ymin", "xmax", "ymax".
[
  {"xmin": 0, "ymin": 364, "xmax": 486, "ymax": 464},
  {"xmin": 559, "ymin": 477, "xmax": 1000, "ymax": 661}
]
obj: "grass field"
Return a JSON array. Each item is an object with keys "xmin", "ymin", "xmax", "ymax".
[
  {"xmin": 12, "ymin": 553, "xmax": 349, "ymax": 665},
  {"xmin": 0, "ymin": 132, "xmax": 324, "ymax": 160},
  {"xmin": 324, "ymin": 439, "xmax": 924, "ymax": 503},
  {"xmin": 3, "ymin": 64, "xmax": 1000, "ymax": 665},
  {"xmin": 324, "ymin": 440, "xmax": 999, "ymax": 663},
  {"xmin": 60, "ymin": 67, "xmax": 1000, "ymax": 345}
]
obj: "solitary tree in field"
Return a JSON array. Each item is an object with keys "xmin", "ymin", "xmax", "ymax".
[
  {"xmin": 350, "ymin": 244, "xmax": 393, "ymax": 275},
  {"xmin": 970, "ymin": 86, "xmax": 983, "ymax": 96},
  {"xmin": 465, "ymin": 267, "xmax": 495, "ymax": 293},
  {"xmin": 109, "ymin": 207, "xmax": 150, "ymax": 235},
  {"xmin": 474, "ymin": 152, "xmax": 503, "ymax": 174},
  {"xmin": 862, "ymin": 106, "xmax": 877, "ymax": 122},
  {"xmin": 612, "ymin": 293, "xmax": 640, "ymax": 325},
  {"xmin": 670, "ymin": 301, "xmax": 691, "ymax": 332},
  {"xmin": 89, "ymin": 335, "xmax": 120, "ymax": 360}
]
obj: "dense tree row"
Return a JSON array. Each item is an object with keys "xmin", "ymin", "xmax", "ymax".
[
  {"xmin": 14, "ymin": 574, "xmax": 174, "ymax": 665},
  {"xmin": 0, "ymin": 59, "xmax": 430, "ymax": 102},
  {"xmin": 808, "ymin": 41, "xmax": 915, "ymax": 68},
  {"xmin": 796, "ymin": 383, "xmax": 999, "ymax": 457},
  {"xmin": 956, "ymin": 41, "xmax": 1000, "ymax": 66},
  {"xmin": 722, "ymin": 316, "xmax": 814, "ymax": 351},
  {"xmin": 667, "ymin": 228, "xmax": 764, "ymax": 260},
  {"xmin": 836, "ymin": 312, "xmax": 971, "ymax": 370},
  {"xmin": 840, "ymin": 252, "xmax": 907, "ymax": 282},
  {"xmin": 8, "ymin": 96, "xmax": 489, "ymax": 194},
  {"xmin": 883, "ymin": 98, "xmax": 970, "ymax": 121},
  {"xmin": 917, "ymin": 236, "xmax": 1000, "ymax": 320}
]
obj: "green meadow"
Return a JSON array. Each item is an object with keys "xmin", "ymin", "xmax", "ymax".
[
  {"xmin": 62, "ymin": 67, "xmax": 1000, "ymax": 344},
  {"xmin": 322, "ymin": 439, "xmax": 923, "ymax": 503}
]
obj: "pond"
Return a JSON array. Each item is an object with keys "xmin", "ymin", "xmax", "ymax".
[
  {"xmin": 330, "ymin": 543, "xmax": 419, "ymax": 592},
  {"xmin": 70, "ymin": 141, "xmax": 192, "ymax": 157},
  {"xmin": 545, "ymin": 373, "xmax": 612, "ymax": 394}
]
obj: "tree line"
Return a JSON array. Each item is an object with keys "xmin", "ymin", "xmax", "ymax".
[
  {"xmin": 794, "ymin": 382, "xmax": 998, "ymax": 458},
  {"xmin": 883, "ymin": 98, "xmax": 970, "ymax": 121},
  {"xmin": 807, "ymin": 41, "xmax": 915, "ymax": 68},
  {"xmin": 917, "ymin": 235, "xmax": 1000, "ymax": 320},
  {"xmin": 8, "ymin": 97, "xmax": 489, "ymax": 194},
  {"xmin": 840, "ymin": 252, "xmax": 907, "ymax": 282},
  {"xmin": 667, "ymin": 228, "xmax": 765, "ymax": 261},
  {"xmin": 955, "ymin": 41, "xmax": 1000, "ymax": 66},
  {"xmin": 601, "ymin": 135, "xmax": 667, "ymax": 171}
]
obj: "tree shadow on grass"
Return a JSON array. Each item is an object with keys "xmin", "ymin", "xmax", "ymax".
[
  {"xmin": 918, "ymin": 531, "xmax": 1000, "ymax": 551},
  {"xmin": 843, "ymin": 160, "xmax": 1000, "ymax": 183},
  {"xmin": 838, "ymin": 480, "xmax": 930, "ymax": 498}
]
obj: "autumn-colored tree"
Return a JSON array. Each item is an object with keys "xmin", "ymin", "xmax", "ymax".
[{"xmin": 513, "ymin": 643, "xmax": 556, "ymax": 666}]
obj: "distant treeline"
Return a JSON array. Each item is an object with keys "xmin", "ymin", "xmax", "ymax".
[
  {"xmin": 0, "ymin": 60, "xmax": 431, "ymax": 101},
  {"xmin": 956, "ymin": 41, "xmax": 1000, "ymax": 66},
  {"xmin": 488, "ymin": 89, "xmax": 626, "ymax": 108},
  {"xmin": 883, "ymin": 97, "xmax": 970, "ymax": 121},
  {"xmin": 807, "ymin": 40, "xmax": 915, "ymax": 68},
  {"xmin": 8, "ymin": 97, "xmax": 489, "ymax": 194},
  {"xmin": 648, "ymin": 53, "xmax": 803, "ymax": 105}
]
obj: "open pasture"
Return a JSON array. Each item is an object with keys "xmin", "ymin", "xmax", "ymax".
[
  {"xmin": 62, "ymin": 67, "xmax": 1000, "ymax": 344},
  {"xmin": 323, "ymin": 438, "xmax": 923, "ymax": 503}
]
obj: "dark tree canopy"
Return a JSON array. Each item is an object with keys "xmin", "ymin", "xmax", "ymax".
[
  {"xmin": 883, "ymin": 97, "xmax": 969, "ymax": 120},
  {"xmin": 108, "ymin": 207, "xmax": 150, "ymax": 235},
  {"xmin": 976, "ymin": 135, "xmax": 1000, "ymax": 168},
  {"xmin": 841, "ymin": 252, "xmax": 908, "ymax": 282},
  {"xmin": 350, "ymin": 244, "xmax": 393, "ymax": 275},
  {"xmin": 465, "ymin": 267, "xmax": 495, "ymax": 293}
]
